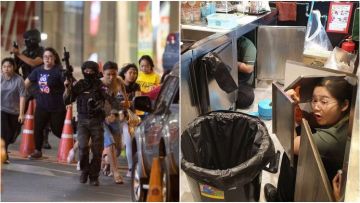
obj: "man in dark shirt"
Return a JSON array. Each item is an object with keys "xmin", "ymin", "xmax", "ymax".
[{"xmin": 236, "ymin": 36, "xmax": 256, "ymax": 109}]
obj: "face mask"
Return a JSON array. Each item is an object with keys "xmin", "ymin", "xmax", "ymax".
[
  {"xmin": 24, "ymin": 38, "xmax": 38, "ymax": 49},
  {"xmin": 83, "ymin": 72, "xmax": 97, "ymax": 81}
]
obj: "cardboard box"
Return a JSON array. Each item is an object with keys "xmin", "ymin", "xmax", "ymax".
[{"xmin": 303, "ymin": 49, "xmax": 331, "ymax": 68}]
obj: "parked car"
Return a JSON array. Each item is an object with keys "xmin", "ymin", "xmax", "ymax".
[{"xmin": 131, "ymin": 65, "xmax": 179, "ymax": 202}]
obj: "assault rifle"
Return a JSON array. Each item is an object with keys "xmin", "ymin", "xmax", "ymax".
[{"xmin": 62, "ymin": 47, "xmax": 74, "ymax": 93}]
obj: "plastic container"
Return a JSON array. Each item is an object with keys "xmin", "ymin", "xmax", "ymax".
[
  {"xmin": 206, "ymin": 13, "xmax": 238, "ymax": 29},
  {"xmin": 182, "ymin": 110, "xmax": 275, "ymax": 201},
  {"xmin": 258, "ymin": 98, "xmax": 272, "ymax": 120}
]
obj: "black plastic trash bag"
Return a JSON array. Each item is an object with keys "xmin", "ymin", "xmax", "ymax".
[
  {"xmin": 201, "ymin": 52, "xmax": 238, "ymax": 93},
  {"xmin": 182, "ymin": 110, "xmax": 275, "ymax": 201}
]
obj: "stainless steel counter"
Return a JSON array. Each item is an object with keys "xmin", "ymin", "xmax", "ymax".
[{"xmin": 180, "ymin": 9, "xmax": 277, "ymax": 130}]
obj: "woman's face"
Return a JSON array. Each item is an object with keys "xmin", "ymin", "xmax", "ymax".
[
  {"xmin": 43, "ymin": 51, "xmax": 55, "ymax": 68},
  {"xmin": 103, "ymin": 69, "xmax": 117, "ymax": 85},
  {"xmin": 311, "ymin": 86, "xmax": 348, "ymax": 126},
  {"xmin": 106, "ymin": 114, "xmax": 117, "ymax": 123},
  {"xmin": 140, "ymin": 59, "xmax": 152, "ymax": 74},
  {"xmin": 125, "ymin": 67, "xmax": 138, "ymax": 83},
  {"xmin": 119, "ymin": 111, "xmax": 125, "ymax": 121},
  {"xmin": 1, "ymin": 61, "xmax": 15, "ymax": 76}
]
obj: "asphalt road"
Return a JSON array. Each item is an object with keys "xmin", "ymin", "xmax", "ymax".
[{"xmin": 1, "ymin": 134, "xmax": 132, "ymax": 202}]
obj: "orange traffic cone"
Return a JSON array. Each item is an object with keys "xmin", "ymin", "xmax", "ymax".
[
  {"xmin": 146, "ymin": 157, "xmax": 163, "ymax": 202},
  {"xmin": 19, "ymin": 100, "xmax": 35, "ymax": 157},
  {"xmin": 57, "ymin": 105, "xmax": 74, "ymax": 163}
]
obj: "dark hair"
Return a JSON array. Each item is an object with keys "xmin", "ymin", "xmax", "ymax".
[
  {"xmin": 119, "ymin": 63, "xmax": 138, "ymax": 80},
  {"xmin": 110, "ymin": 109, "xmax": 119, "ymax": 117},
  {"xmin": 1, "ymin": 57, "xmax": 17, "ymax": 70},
  {"xmin": 138, "ymin": 55, "xmax": 154, "ymax": 69},
  {"xmin": 44, "ymin": 47, "xmax": 61, "ymax": 65},
  {"xmin": 315, "ymin": 76, "xmax": 353, "ymax": 110},
  {"xmin": 103, "ymin": 61, "xmax": 118, "ymax": 71}
]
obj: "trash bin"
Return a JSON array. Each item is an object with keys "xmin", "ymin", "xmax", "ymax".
[{"xmin": 181, "ymin": 110, "xmax": 275, "ymax": 201}]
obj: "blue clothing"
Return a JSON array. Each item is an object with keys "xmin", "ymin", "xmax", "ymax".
[
  {"xmin": 27, "ymin": 65, "xmax": 66, "ymax": 112},
  {"xmin": 103, "ymin": 121, "xmax": 121, "ymax": 147}
]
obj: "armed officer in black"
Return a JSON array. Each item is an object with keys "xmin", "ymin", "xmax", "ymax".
[
  {"xmin": 64, "ymin": 61, "xmax": 119, "ymax": 186},
  {"xmin": 11, "ymin": 29, "xmax": 44, "ymax": 80}
]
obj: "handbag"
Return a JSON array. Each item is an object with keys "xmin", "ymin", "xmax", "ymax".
[{"xmin": 120, "ymin": 81, "xmax": 141, "ymax": 136}]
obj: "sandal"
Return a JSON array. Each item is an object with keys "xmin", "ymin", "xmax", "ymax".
[
  {"xmin": 115, "ymin": 176, "xmax": 124, "ymax": 184},
  {"xmin": 102, "ymin": 164, "xmax": 110, "ymax": 176}
]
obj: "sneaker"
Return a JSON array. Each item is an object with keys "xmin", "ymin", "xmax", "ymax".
[
  {"xmin": 43, "ymin": 142, "xmax": 52, "ymax": 149},
  {"xmin": 67, "ymin": 148, "xmax": 75, "ymax": 164},
  {"xmin": 76, "ymin": 161, "xmax": 81, "ymax": 171},
  {"xmin": 126, "ymin": 169, "xmax": 132, "ymax": 178},
  {"xmin": 79, "ymin": 172, "xmax": 88, "ymax": 184},
  {"xmin": 28, "ymin": 150, "xmax": 42, "ymax": 159},
  {"xmin": 89, "ymin": 178, "xmax": 99, "ymax": 186},
  {"xmin": 264, "ymin": 183, "xmax": 278, "ymax": 202}
]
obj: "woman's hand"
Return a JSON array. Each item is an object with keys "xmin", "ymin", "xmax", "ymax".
[
  {"xmin": 332, "ymin": 170, "xmax": 342, "ymax": 201},
  {"xmin": 286, "ymin": 89, "xmax": 300, "ymax": 103},
  {"xmin": 121, "ymin": 101, "xmax": 131, "ymax": 109}
]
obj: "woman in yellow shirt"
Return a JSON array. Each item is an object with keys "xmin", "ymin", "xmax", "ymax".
[{"xmin": 136, "ymin": 55, "xmax": 161, "ymax": 94}]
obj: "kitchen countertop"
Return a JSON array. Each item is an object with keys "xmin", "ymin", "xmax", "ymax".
[{"xmin": 181, "ymin": 9, "xmax": 277, "ymax": 33}]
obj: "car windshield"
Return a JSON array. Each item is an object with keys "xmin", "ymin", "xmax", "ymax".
[{"xmin": 153, "ymin": 75, "xmax": 179, "ymax": 114}]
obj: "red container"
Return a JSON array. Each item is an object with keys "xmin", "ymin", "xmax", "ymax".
[{"xmin": 341, "ymin": 39, "xmax": 355, "ymax": 53}]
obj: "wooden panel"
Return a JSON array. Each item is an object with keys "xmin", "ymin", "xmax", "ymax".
[{"xmin": 294, "ymin": 119, "xmax": 335, "ymax": 202}]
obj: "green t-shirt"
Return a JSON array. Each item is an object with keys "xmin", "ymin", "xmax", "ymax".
[
  {"xmin": 237, "ymin": 36, "xmax": 256, "ymax": 84},
  {"xmin": 313, "ymin": 115, "xmax": 349, "ymax": 180}
]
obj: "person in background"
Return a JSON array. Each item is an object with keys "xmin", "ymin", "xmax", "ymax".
[
  {"xmin": 143, "ymin": 69, "xmax": 172, "ymax": 102},
  {"xmin": 10, "ymin": 29, "xmax": 52, "ymax": 149},
  {"xmin": 136, "ymin": 55, "xmax": 161, "ymax": 94},
  {"xmin": 118, "ymin": 63, "xmax": 141, "ymax": 103},
  {"xmin": 119, "ymin": 110, "xmax": 133, "ymax": 177},
  {"xmin": 100, "ymin": 61, "xmax": 126, "ymax": 112},
  {"xmin": 265, "ymin": 76, "xmax": 353, "ymax": 201},
  {"xmin": 11, "ymin": 28, "xmax": 44, "ymax": 79},
  {"xmin": 236, "ymin": 36, "xmax": 256, "ymax": 109},
  {"xmin": 99, "ymin": 61, "xmax": 126, "ymax": 182},
  {"xmin": 25, "ymin": 47, "xmax": 66, "ymax": 159},
  {"xmin": 118, "ymin": 63, "xmax": 141, "ymax": 177},
  {"xmin": 102, "ymin": 109, "xmax": 123, "ymax": 184},
  {"xmin": 1, "ymin": 57, "xmax": 26, "ymax": 163}
]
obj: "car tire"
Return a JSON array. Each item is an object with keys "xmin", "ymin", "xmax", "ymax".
[
  {"xmin": 131, "ymin": 153, "xmax": 147, "ymax": 202},
  {"xmin": 162, "ymin": 157, "xmax": 179, "ymax": 202}
]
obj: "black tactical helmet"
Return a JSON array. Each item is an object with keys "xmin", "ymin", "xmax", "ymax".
[
  {"xmin": 81, "ymin": 61, "xmax": 99, "ymax": 74},
  {"xmin": 23, "ymin": 29, "xmax": 41, "ymax": 44}
]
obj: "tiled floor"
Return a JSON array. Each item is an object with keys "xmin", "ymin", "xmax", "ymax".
[{"xmin": 180, "ymin": 80, "xmax": 286, "ymax": 202}]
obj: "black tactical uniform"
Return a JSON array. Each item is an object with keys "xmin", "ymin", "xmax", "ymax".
[
  {"xmin": 15, "ymin": 29, "xmax": 44, "ymax": 80},
  {"xmin": 64, "ymin": 61, "xmax": 118, "ymax": 186}
]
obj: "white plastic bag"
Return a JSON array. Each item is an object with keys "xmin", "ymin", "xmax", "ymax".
[
  {"xmin": 304, "ymin": 10, "xmax": 333, "ymax": 51},
  {"xmin": 324, "ymin": 47, "xmax": 357, "ymax": 73}
]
